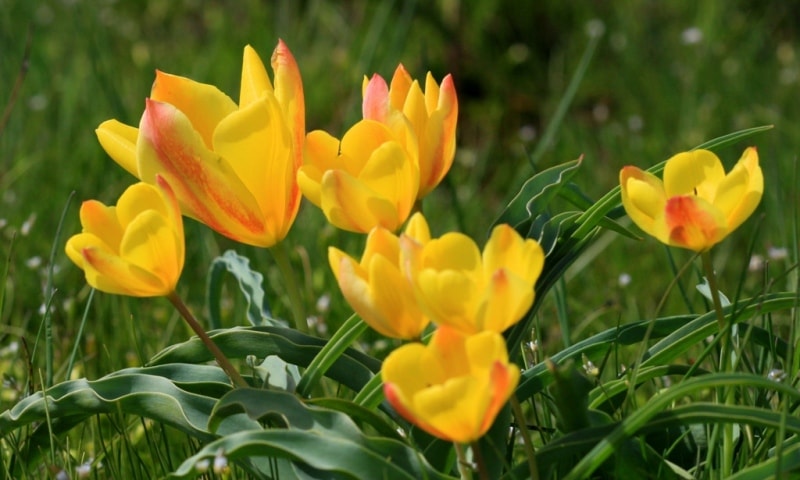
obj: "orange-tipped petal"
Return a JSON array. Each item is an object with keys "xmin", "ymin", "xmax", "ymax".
[
  {"xmin": 362, "ymin": 73, "xmax": 390, "ymax": 121},
  {"xmin": 80, "ymin": 245, "xmax": 171, "ymax": 297},
  {"xmin": 96, "ymin": 120, "xmax": 139, "ymax": 178},
  {"xmin": 150, "ymin": 70, "xmax": 237, "ymax": 149},
  {"xmin": 271, "ymin": 39, "xmax": 305, "ymax": 166}
]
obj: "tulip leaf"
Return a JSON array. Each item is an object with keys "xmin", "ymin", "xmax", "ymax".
[
  {"xmin": 296, "ymin": 313, "xmax": 368, "ymax": 397},
  {"xmin": 692, "ymin": 124, "xmax": 774, "ymax": 152},
  {"xmin": 169, "ymin": 417, "xmax": 454, "ymax": 479},
  {"xmin": 148, "ymin": 326, "xmax": 380, "ymax": 394},
  {"xmin": 207, "ymin": 249, "xmax": 275, "ymax": 328},
  {"xmin": 514, "ymin": 292, "xmax": 793, "ymax": 401},
  {"xmin": 493, "ymin": 157, "xmax": 583, "ymax": 231},
  {"xmin": 0, "ymin": 366, "xmax": 259, "ymax": 472},
  {"xmin": 562, "ymin": 374, "xmax": 800, "ymax": 479}
]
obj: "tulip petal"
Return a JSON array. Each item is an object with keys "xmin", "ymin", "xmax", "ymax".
[
  {"xmin": 79, "ymin": 200, "xmax": 123, "ymax": 251},
  {"xmin": 474, "ymin": 269, "xmax": 534, "ymax": 333},
  {"xmin": 151, "ymin": 71, "xmax": 237, "ymax": 149},
  {"xmin": 80, "ymin": 244, "xmax": 171, "ymax": 297},
  {"xmin": 389, "ymin": 64, "xmax": 413, "ymax": 111},
  {"xmin": 663, "ymin": 150, "xmax": 725, "ymax": 198},
  {"xmin": 320, "ymin": 169, "xmax": 402, "ymax": 233},
  {"xmin": 214, "ymin": 94, "xmax": 295, "ymax": 245},
  {"xmin": 714, "ymin": 147, "xmax": 763, "ymax": 231},
  {"xmin": 271, "ymin": 39, "xmax": 305, "ymax": 168},
  {"xmin": 119, "ymin": 210, "xmax": 182, "ymax": 292},
  {"xmin": 662, "ymin": 195, "xmax": 727, "ymax": 251},
  {"xmin": 362, "ymin": 73, "xmax": 390, "ymax": 121},
  {"xmin": 299, "ymin": 130, "xmax": 344, "ymax": 207},
  {"xmin": 403, "ymin": 212, "xmax": 431, "ymax": 244},
  {"xmin": 239, "ymin": 45, "xmax": 273, "ymax": 109},
  {"xmin": 138, "ymin": 99, "xmax": 268, "ymax": 245},
  {"xmin": 96, "ymin": 120, "xmax": 139, "ymax": 178},
  {"xmin": 483, "ymin": 224, "xmax": 544, "ymax": 285},
  {"xmin": 620, "ymin": 166, "xmax": 667, "ymax": 235}
]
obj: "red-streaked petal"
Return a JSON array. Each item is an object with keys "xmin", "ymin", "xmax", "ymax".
[
  {"xmin": 138, "ymin": 99, "xmax": 267, "ymax": 245},
  {"xmin": 150, "ymin": 70, "xmax": 237, "ymax": 150},
  {"xmin": 80, "ymin": 245, "xmax": 171, "ymax": 297},
  {"xmin": 663, "ymin": 195, "xmax": 727, "ymax": 251}
]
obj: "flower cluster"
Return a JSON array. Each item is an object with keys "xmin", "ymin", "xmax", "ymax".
[{"xmin": 65, "ymin": 37, "xmax": 764, "ymax": 452}]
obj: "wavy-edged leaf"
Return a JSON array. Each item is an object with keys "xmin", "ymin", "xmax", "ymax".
[
  {"xmin": 494, "ymin": 157, "xmax": 583, "ymax": 231},
  {"xmin": 148, "ymin": 326, "xmax": 380, "ymax": 393},
  {"xmin": 170, "ymin": 418, "xmax": 453, "ymax": 479},
  {"xmin": 0, "ymin": 367, "xmax": 259, "ymax": 472},
  {"xmin": 206, "ymin": 249, "xmax": 274, "ymax": 328}
]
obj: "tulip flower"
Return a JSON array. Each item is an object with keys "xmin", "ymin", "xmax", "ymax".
[
  {"xmin": 298, "ymin": 119, "xmax": 419, "ymax": 233},
  {"xmin": 328, "ymin": 213, "xmax": 432, "ymax": 339},
  {"xmin": 401, "ymin": 223, "xmax": 544, "ymax": 335},
  {"xmin": 382, "ymin": 325, "xmax": 519, "ymax": 443},
  {"xmin": 96, "ymin": 40, "xmax": 304, "ymax": 248},
  {"xmin": 65, "ymin": 176, "xmax": 184, "ymax": 297},
  {"xmin": 362, "ymin": 64, "xmax": 458, "ymax": 198},
  {"xmin": 620, "ymin": 147, "xmax": 763, "ymax": 252}
]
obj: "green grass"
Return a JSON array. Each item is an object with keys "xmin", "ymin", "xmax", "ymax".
[{"xmin": 2, "ymin": 0, "xmax": 800, "ymax": 478}]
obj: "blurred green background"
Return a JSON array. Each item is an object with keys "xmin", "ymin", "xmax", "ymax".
[{"xmin": 1, "ymin": 0, "xmax": 798, "ymax": 399}]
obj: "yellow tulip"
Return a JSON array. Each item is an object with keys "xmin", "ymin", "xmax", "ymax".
[
  {"xmin": 401, "ymin": 222, "xmax": 544, "ymax": 335},
  {"xmin": 362, "ymin": 64, "xmax": 458, "ymax": 198},
  {"xmin": 96, "ymin": 40, "xmax": 304, "ymax": 248},
  {"xmin": 328, "ymin": 213, "xmax": 432, "ymax": 339},
  {"xmin": 298, "ymin": 119, "xmax": 419, "ymax": 233},
  {"xmin": 620, "ymin": 147, "xmax": 763, "ymax": 252},
  {"xmin": 65, "ymin": 176, "xmax": 184, "ymax": 297},
  {"xmin": 382, "ymin": 325, "xmax": 519, "ymax": 443}
]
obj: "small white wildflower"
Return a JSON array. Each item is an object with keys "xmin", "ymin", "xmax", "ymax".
[
  {"xmin": 518, "ymin": 125, "xmax": 537, "ymax": 143},
  {"xmin": 748, "ymin": 254, "xmax": 764, "ymax": 272},
  {"xmin": 627, "ymin": 115, "xmax": 643, "ymax": 132},
  {"xmin": 213, "ymin": 448, "xmax": 228, "ymax": 474},
  {"xmin": 75, "ymin": 461, "xmax": 92, "ymax": 479},
  {"xmin": 768, "ymin": 246, "xmax": 788, "ymax": 261},
  {"xmin": 768, "ymin": 369, "xmax": 787, "ymax": 382},
  {"xmin": 195, "ymin": 458, "xmax": 210, "ymax": 472},
  {"xmin": 618, "ymin": 273, "xmax": 632, "ymax": 288},
  {"xmin": 0, "ymin": 219, "xmax": 7, "ymax": 229},
  {"xmin": 585, "ymin": 19, "xmax": 605, "ymax": 38},
  {"xmin": 592, "ymin": 103, "xmax": 609, "ymax": 123},
  {"xmin": 28, "ymin": 94, "xmax": 48, "ymax": 111},
  {"xmin": 20, "ymin": 213, "xmax": 36, "ymax": 236},
  {"xmin": 681, "ymin": 27, "xmax": 703, "ymax": 45},
  {"xmin": 25, "ymin": 256, "xmax": 42, "ymax": 269},
  {"xmin": 55, "ymin": 470, "xmax": 68, "ymax": 480},
  {"xmin": 246, "ymin": 354, "xmax": 258, "ymax": 368},
  {"xmin": 583, "ymin": 358, "xmax": 599, "ymax": 377},
  {"xmin": 315, "ymin": 293, "xmax": 331, "ymax": 313}
]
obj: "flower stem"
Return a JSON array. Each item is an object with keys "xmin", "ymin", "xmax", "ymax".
[
  {"xmin": 700, "ymin": 251, "xmax": 734, "ymax": 476},
  {"xmin": 510, "ymin": 394, "xmax": 539, "ymax": 480},
  {"xmin": 270, "ymin": 241, "xmax": 309, "ymax": 335},
  {"xmin": 454, "ymin": 443, "xmax": 473, "ymax": 480},
  {"xmin": 167, "ymin": 291, "xmax": 248, "ymax": 388},
  {"xmin": 470, "ymin": 441, "xmax": 490, "ymax": 480}
]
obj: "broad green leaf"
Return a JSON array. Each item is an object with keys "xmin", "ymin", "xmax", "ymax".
[
  {"xmin": 0, "ymin": 367, "xmax": 257, "ymax": 471},
  {"xmin": 207, "ymin": 249, "xmax": 274, "ymax": 328},
  {"xmin": 148, "ymin": 326, "xmax": 380, "ymax": 394}
]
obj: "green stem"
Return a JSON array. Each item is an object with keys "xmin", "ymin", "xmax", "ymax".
[
  {"xmin": 701, "ymin": 250, "xmax": 734, "ymax": 476},
  {"xmin": 167, "ymin": 291, "xmax": 247, "ymax": 388},
  {"xmin": 270, "ymin": 241, "xmax": 309, "ymax": 335},
  {"xmin": 510, "ymin": 394, "xmax": 539, "ymax": 480},
  {"xmin": 470, "ymin": 441, "xmax": 489, "ymax": 480},
  {"xmin": 454, "ymin": 443, "xmax": 473, "ymax": 480}
]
